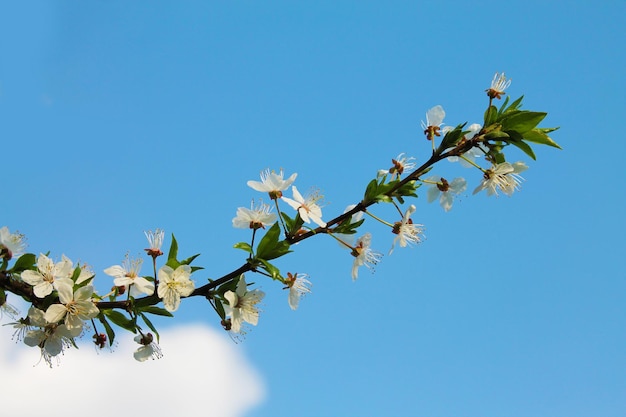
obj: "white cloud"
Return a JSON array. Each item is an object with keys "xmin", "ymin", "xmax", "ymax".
[{"xmin": 0, "ymin": 320, "xmax": 266, "ymax": 417}]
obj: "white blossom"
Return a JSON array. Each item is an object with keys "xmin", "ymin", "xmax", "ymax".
[
  {"xmin": 157, "ymin": 265, "xmax": 195, "ymax": 312},
  {"xmin": 473, "ymin": 161, "xmax": 528, "ymax": 196},
  {"xmin": 351, "ymin": 233, "xmax": 383, "ymax": 280},
  {"xmin": 133, "ymin": 333, "xmax": 162, "ymax": 362},
  {"xmin": 44, "ymin": 280, "xmax": 99, "ymax": 335},
  {"xmin": 425, "ymin": 176, "xmax": 467, "ymax": 212},
  {"xmin": 487, "ymin": 72, "xmax": 512, "ymax": 99},
  {"xmin": 0, "ymin": 226, "xmax": 26, "ymax": 260},
  {"xmin": 247, "ymin": 168, "xmax": 297, "ymax": 199},
  {"xmin": 104, "ymin": 256, "xmax": 154, "ymax": 297},
  {"xmin": 421, "ymin": 105, "xmax": 446, "ymax": 140},
  {"xmin": 232, "ymin": 200, "xmax": 277, "ymax": 229},
  {"xmin": 390, "ymin": 205, "xmax": 424, "ymax": 254},
  {"xmin": 24, "ymin": 321, "xmax": 74, "ymax": 367},
  {"xmin": 284, "ymin": 272, "xmax": 312, "ymax": 310},
  {"xmin": 378, "ymin": 153, "xmax": 417, "ymax": 178},
  {"xmin": 281, "ymin": 186, "xmax": 327, "ymax": 228},
  {"xmin": 223, "ymin": 275, "xmax": 265, "ymax": 333},
  {"xmin": 21, "ymin": 254, "xmax": 73, "ymax": 298},
  {"xmin": 144, "ymin": 228, "xmax": 165, "ymax": 257}
]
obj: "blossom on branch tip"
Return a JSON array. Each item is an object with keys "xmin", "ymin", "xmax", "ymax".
[
  {"xmin": 157, "ymin": 265, "xmax": 195, "ymax": 312},
  {"xmin": 378, "ymin": 153, "xmax": 416, "ymax": 178},
  {"xmin": 351, "ymin": 233, "xmax": 383, "ymax": 280},
  {"xmin": 284, "ymin": 272, "xmax": 312, "ymax": 310},
  {"xmin": 247, "ymin": 168, "xmax": 297, "ymax": 200},
  {"xmin": 421, "ymin": 105, "xmax": 446, "ymax": 141},
  {"xmin": 21, "ymin": 254, "xmax": 73, "ymax": 298},
  {"xmin": 144, "ymin": 228, "xmax": 165, "ymax": 257},
  {"xmin": 473, "ymin": 161, "xmax": 528, "ymax": 197},
  {"xmin": 0, "ymin": 226, "xmax": 26, "ymax": 260},
  {"xmin": 44, "ymin": 280, "xmax": 99, "ymax": 336},
  {"xmin": 232, "ymin": 200, "xmax": 277, "ymax": 230},
  {"xmin": 104, "ymin": 256, "xmax": 154, "ymax": 297},
  {"xmin": 425, "ymin": 176, "xmax": 467, "ymax": 212},
  {"xmin": 223, "ymin": 275, "xmax": 265, "ymax": 334},
  {"xmin": 133, "ymin": 333, "xmax": 162, "ymax": 362},
  {"xmin": 281, "ymin": 186, "xmax": 327, "ymax": 228},
  {"xmin": 390, "ymin": 205, "xmax": 424, "ymax": 254},
  {"xmin": 486, "ymin": 72, "xmax": 511, "ymax": 99}
]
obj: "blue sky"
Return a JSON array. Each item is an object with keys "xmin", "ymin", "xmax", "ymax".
[{"xmin": 1, "ymin": 1, "xmax": 625, "ymax": 416}]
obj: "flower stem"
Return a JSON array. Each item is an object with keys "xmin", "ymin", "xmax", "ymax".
[{"xmin": 364, "ymin": 210, "xmax": 394, "ymax": 228}]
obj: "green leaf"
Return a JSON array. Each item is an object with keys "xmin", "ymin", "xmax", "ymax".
[
  {"xmin": 139, "ymin": 312, "xmax": 160, "ymax": 343},
  {"xmin": 500, "ymin": 111, "xmax": 547, "ymax": 134},
  {"xmin": 437, "ymin": 123, "xmax": 466, "ymax": 152},
  {"xmin": 10, "ymin": 253, "xmax": 36, "ymax": 273},
  {"xmin": 233, "ymin": 242, "xmax": 253, "ymax": 253},
  {"xmin": 140, "ymin": 306, "xmax": 174, "ymax": 317},
  {"xmin": 180, "ymin": 253, "xmax": 200, "ymax": 266},
  {"xmin": 363, "ymin": 178, "xmax": 380, "ymax": 205},
  {"xmin": 484, "ymin": 105, "xmax": 498, "ymax": 126},
  {"xmin": 214, "ymin": 298, "xmax": 226, "ymax": 320},
  {"xmin": 523, "ymin": 127, "xmax": 562, "ymax": 149},
  {"xmin": 484, "ymin": 131, "xmax": 510, "ymax": 141},
  {"xmin": 104, "ymin": 310, "xmax": 137, "ymax": 333},
  {"xmin": 167, "ymin": 234, "xmax": 179, "ymax": 263},
  {"xmin": 258, "ymin": 259, "xmax": 282, "ymax": 280},
  {"xmin": 506, "ymin": 136, "xmax": 537, "ymax": 160},
  {"xmin": 256, "ymin": 223, "xmax": 292, "ymax": 260},
  {"xmin": 498, "ymin": 95, "xmax": 524, "ymax": 116},
  {"xmin": 98, "ymin": 315, "xmax": 116, "ymax": 346}
]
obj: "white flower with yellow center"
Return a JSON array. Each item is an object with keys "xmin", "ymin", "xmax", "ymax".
[
  {"xmin": 21, "ymin": 254, "xmax": 73, "ymax": 298},
  {"xmin": 157, "ymin": 264, "xmax": 195, "ymax": 312},
  {"xmin": 281, "ymin": 186, "xmax": 327, "ymax": 228},
  {"xmin": 104, "ymin": 256, "xmax": 154, "ymax": 297},
  {"xmin": 44, "ymin": 279, "xmax": 99, "ymax": 336},
  {"xmin": 223, "ymin": 275, "xmax": 265, "ymax": 333}
]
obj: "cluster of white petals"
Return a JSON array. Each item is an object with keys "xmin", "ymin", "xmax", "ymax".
[
  {"xmin": 133, "ymin": 333, "xmax": 162, "ymax": 362},
  {"xmin": 284, "ymin": 272, "xmax": 312, "ymax": 310},
  {"xmin": 144, "ymin": 228, "xmax": 165, "ymax": 256},
  {"xmin": 104, "ymin": 256, "xmax": 155, "ymax": 297},
  {"xmin": 473, "ymin": 161, "xmax": 528, "ymax": 196},
  {"xmin": 232, "ymin": 200, "xmax": 277, "ymax": 229},
  {"xmin": 224, "ymin": 276, "xmax": 265, "ymax": 333},
  {"xmin": 157, "ymin": 265, "xmax": 195, "ymax": 312},
  {"xmin": 44, "ymin": 280, "xmax": 99, "ymax": 335},
  {"xmin": 389, "ymin": 205, "xmax": 424, "ymax": 254},
  {"xmin": 247, "ymin": 168, "xmax": 297, "ymax": 199},
  {"xmin": 21, "ymin": 254, "xmax": 73, "ymax": 298},
  {"xmin": 378, "ymin": 153, "xmax": 417, "ymax": 178},
  {"xmin": 351, "ymin": 233, "xmax": 383, "ymax": 280},
  {"xmin": 281, "ymin": 186, "xmax": 327, "ymax": 228},
  {"xmin": 425, "ymin": 176, "xmax": 467, "ymax": 212},
  {"xmin": 0, "ymin": 226, "xmax": 26, "ymax": 260},
  {"xmin": 487, "ymin": 72, "xmax": 512, "ymax": 98},
  {"xmin": 22, "ymin": 307, "xmax": 75, "ymax": 367}
]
